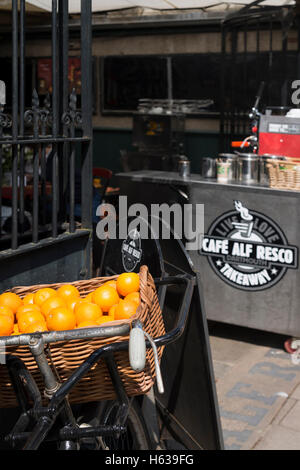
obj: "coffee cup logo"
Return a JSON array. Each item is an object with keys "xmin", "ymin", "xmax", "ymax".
[
  {"xmin": 201, "ymin": 201, "xmax": 298, "ymax": 291},
  {"xmin": 121, "ymin": 229, "xmax": 143, "ymax": 273}
]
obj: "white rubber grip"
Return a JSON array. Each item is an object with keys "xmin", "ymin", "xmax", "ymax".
[{"xmin": 129, "ymin": 327, "xmax": 146, "ymax": 372}]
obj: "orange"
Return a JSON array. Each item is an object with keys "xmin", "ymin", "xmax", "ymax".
[
  {"xmin": 75, "ymin": 302, "xmax": 102, "ymax": 325},
  {"xmin": 0, "ymin": 305, "xmax": 14, "ymax": 322},
  {"xmin": 16, "ymin": 304, "xmax": 41, "ymax": 321},
  {"xmin": 0, "ymin": 292, "xmax": 23, "ymax": 314},
  {"xmin": 103, "ymin": 280, "xmax": 117, "ymax": 290},
  {"xmin": 40, "ymin": 296, "xmax": 66, "ymax": 318},
  {"xmin": 114, "ymin": 299, "xmax": 137, "ymax": 320},
  {"xmin": 108, "ymin": 304, "xmax": 118, "ymax": 318},
  {"xmin": 0, "ymin": 314, "xmax": 14, "ymax": 336},
  {"xmin": 76, "ymin": 320, "xmax": 99, "ymax": 329},
  {"xmin": 47, "ymin": 307, "xmax": 76, "ymax": 331},
  {"xmin": 71, "ymin": 297, "xmax": 93, "ymax": 317},
  {"xmin": 23, "ymin": 293, "xmax": 35, "ymax": 305},
  {"xmin": 85, "ymin": 292, "xmax": 94, "ymax": 302},
  {"xmin": 66, "ymin": 297, "xmax": 81, "ymax": 312},
  {"xmin": 34, "ymin": 288, "xmax": 57, "ymax": 307},
  {"xmin": 116, "ymin": 273, "xmax": 140, "ymax": 297},
  {"xmin": 12, "ymin": 323, "xmax": 20, "ymax": 336},
  {"xmin": 93, "ymin": 286, "xmax": 120, "ymax": 313},
  {"xmin": 56, "ymin": 285, "xmax": 80, "ymax": 302},
  {"xmin": 18, "ymin": 311, "xmax": 45, "ymax": 333},
  {"xmin": 24, "ymin": 320, "xmax": 47, "ymax": 334},
  {"xmin": 124, "ymin": 292, "xmax": 140, "ymax": 306},
  {"xmin": 97, "ymin": 315, "xmax": 115, "ymax": 325},
  {"xmin": 73, "ymin": 298, "xmax": 90, "ymax": 314}
]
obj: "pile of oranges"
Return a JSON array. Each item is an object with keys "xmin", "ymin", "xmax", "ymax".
[{"xmin": 0, "ymin": 272, "xmax": 140, "ymax": 337}]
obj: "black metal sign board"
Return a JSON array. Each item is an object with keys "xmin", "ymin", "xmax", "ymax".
[
  {"xmin": 200, "ymin": 200, "xmax": 298, "ymax": 291},
  {"xmin": 121, "ymin": 229, "xmax": 143, "ymax": 272}
]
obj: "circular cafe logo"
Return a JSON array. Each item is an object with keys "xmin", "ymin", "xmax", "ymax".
[
  {"xmin": 121, "ymin": 228, "xmax": 143, "ymax": 273},
  {"xmin": 201, "ymin": 200, "xmax": 298, "ymax": 291}
]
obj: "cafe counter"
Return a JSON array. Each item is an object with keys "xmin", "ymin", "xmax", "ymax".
[{"xmin": 117, "ymin": 170, "xmax": 300, "ymax": 337}]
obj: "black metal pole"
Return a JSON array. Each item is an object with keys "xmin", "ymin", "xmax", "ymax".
[
  {"xmin": 40, "ymin": 94, "xmax": 50, "ymax": 227},
  {"xmin": 19, "ymin": 0, "xmax": 26, "ymax": 234},
  {"xmin": 12, "ymin": 0, "xmax": 19, "ymax": 250},
  {"xmin": 297, "ymin": 15, "xmax": 300, "ymax": 87},
  {"xmin": 69, "ymin": 138, "xmax": 75, "ymax": 233},
  {"xmin": 80, "ymin": 0, "xmax": 93, "ymax": 231},
  {"xmin": 220, "ymin": 23, "xmax": 226, "ymax": 152},
  {"xmin": 23, "ymin": 416, "xmax": 55, "ymax": 450},
  {"xmin": 80, "ymin": 0, "xmax": 93, "ymax": 277},
  {"xmin": 230, "ymin": 29, "xmax": 237, "ymax": 146},
  {"xmin": 52, "ymin": 0, "xmax": 59, "ymax": 238},
  {"xmin": 69, "ymin": 91, "xmax": 76, "ymax": 234},
  {"xmin": 281, "ymin": 17, "xmax": 288, "ymax": 107},
  {"xmin": 58, "ymin": 0, "xmax": 69, "ymax": 222},
  {"xmin": 243, "ymin": 20, "xmax": 248, "ymax": 136},
  {"xmin": 32, "ymin": 90, "xmax": 39, "ymax": 243},
  {"xmin": 267, "ymin": 19, "xmax": 273, "ymax": 107},
  {"xmin": 0, "ymin": 125, "xmax": 2, "ymax": 240},
  {"xmin": 256, "ymin": 20, "xmax": 261, "ymax": 108}
]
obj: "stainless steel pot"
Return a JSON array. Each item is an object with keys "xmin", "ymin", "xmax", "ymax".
[
  {"xmin": 201, "ymin": 157, "xmax": 217, "ymax": 179},
  {"xmin": 236, "ymin": 153, "xmax": 259, "ymax": 185},
  {"xmin": 178, "ymin": 159, "xmax": 191, "ymax": 178},
  {"xmin": 259, "ymin": 154, "xmax": 286, "ymax": 185}
]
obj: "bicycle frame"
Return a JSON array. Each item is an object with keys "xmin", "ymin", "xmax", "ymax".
[{"xmin": 2, "ymin": 273, "xmax": 194, "ymax": 450}]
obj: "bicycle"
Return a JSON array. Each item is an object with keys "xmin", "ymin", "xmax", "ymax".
[{"xmin": 0, "ymin": 272, "xmax": 194, "ymax": 450}]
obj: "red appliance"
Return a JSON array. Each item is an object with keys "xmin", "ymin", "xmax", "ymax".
[{"xmin": 258, "ymin": 113, "xmax": 300, "ymax": 160}]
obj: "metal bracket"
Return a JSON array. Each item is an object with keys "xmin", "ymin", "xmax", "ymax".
[{"xmin": 28, "ymin": 336, "xmax": 61, "ymax": 399}]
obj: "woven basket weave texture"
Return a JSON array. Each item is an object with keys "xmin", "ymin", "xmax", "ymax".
[
  {"xmin": 0, "ymin": 265, "xmax": 165, "ymax": 408},
  {"xmin": 268, "ymin": 159, "xmax": 300, "ymax": 191}
]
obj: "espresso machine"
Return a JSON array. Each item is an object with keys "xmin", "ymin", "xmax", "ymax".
[
  {"xmin": 258, "ymin": 109, "xmax": 300, "ymax": 159},
  {"xmin": 238, "ymin": 81, "xmax": 300, "ymax": 159},
  {"xmin": 220, "ymin": 82, "xmax": 300, "ymax": 185}
]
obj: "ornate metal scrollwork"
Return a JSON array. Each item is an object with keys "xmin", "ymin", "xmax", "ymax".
[
  {"xmin": 40, "ymin": 93, "xmax": 52, "ymax": 129},
  {"xmin": 24, "ymin": 89, "xmax": 52, "ymax": 129},
  {"xmin": 0, "ymin": 106, "xmax": 12, "ymax": 129},
  {"xmin": 24, "ymin": 89, "xmax": 39, "ymax": 126},
  {"xmin": 0, "ymin": 112, "xmax": 12, "ymax": 129},
  {"xmin": 61, "ymin": 89, "xmax": 82, "ymax": 128}
]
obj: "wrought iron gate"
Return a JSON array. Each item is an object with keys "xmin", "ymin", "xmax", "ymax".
[
  {"xmin": 0, "ymin": 0, "xmax": 93, "ymax": 290},
  {"xmin": 220, "ymin": 1, "xmax": 299, "ymax": 151}
]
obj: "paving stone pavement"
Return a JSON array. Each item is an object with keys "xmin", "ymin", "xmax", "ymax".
[{"xmin": 208, "ymin": 321, "xmax": 300, "ymax": 450}]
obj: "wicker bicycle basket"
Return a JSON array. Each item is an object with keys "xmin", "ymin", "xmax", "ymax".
[
  {"xmin": 267, "ymin": 159, "xmax": 300, "ymax": 191},
  {"xmin": 0, "ymin": 265, "xmax": 165, "ymax": 408}
]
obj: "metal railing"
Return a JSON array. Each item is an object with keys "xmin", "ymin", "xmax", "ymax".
[{"xmin": 0, "ymin": 0, "xmax": 93, "ymax": 252}]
